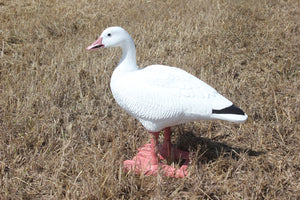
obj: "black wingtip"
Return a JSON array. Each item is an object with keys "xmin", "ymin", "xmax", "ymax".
[{"xmin": 212, "ymin": 105, "xmax": 245, "ymax": 115}]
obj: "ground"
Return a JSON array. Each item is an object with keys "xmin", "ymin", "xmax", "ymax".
[{"xmin": 0, "ymin": 0, "xmax": 299, "ymax": 199}]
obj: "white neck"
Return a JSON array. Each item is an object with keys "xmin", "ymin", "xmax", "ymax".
[{"xmin": 117, "ymin": 38, "xmax": 138, "ymax": 72}]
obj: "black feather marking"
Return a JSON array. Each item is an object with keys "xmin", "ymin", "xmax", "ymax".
[{"xmin": 212, "ymin": 105, "xmax": 245, "ymax": 115}]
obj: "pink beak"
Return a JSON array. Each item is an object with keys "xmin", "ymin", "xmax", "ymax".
[{"xmin": 86, "ymin": 37, "xmax": 104, "ymax": 51}]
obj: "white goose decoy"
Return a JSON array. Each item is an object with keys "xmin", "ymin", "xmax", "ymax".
[{"xmin": 87, "ymin": 26, "xmax": 247, "ymax": 177}]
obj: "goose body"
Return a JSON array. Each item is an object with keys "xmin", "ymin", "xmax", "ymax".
[
  {"xmin": 87, "ymin": 26, "xmax": 247, "ymax": 177},
  {"xmin": 87, "ymin": 26, "xmax": 247, "ymax": 132}
]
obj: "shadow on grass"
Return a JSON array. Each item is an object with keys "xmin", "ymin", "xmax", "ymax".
[{"xmin": 176, "ymin": 131, "xmax": 264, "ymax": 163}]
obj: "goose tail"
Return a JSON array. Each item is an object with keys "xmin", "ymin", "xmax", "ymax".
[{"xmin": 212, "ymin": 104, "xmax": 248, "ymax": 123}]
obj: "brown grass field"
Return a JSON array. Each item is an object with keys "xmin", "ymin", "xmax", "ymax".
[{"xmin": 1, "ymin": 0, "xmax": 299, "ymax": 199}]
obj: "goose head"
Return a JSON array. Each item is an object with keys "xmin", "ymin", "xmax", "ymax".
[{"xmin": 87, "ymin": 26, "xmax": 131, "ymax": 50}]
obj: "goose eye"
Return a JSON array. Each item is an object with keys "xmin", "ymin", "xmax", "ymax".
[{"xmin": 107, "ymin": 33, "xmax": 111, "ymax": 37}]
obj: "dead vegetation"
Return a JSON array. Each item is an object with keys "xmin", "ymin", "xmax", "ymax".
[{"xmin": 0, "ymin": 0, "xmax": 299, "ymax": 199}]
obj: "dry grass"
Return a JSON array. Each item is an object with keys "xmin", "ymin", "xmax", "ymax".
[{"xmin": 0, "ymin": 0, "xmax": 299, "ymax": 199}]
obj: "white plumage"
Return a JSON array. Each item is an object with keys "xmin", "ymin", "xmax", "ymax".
[{"xmin": 87, "ymin": 26, "xmax": 247, "ymax": 132}]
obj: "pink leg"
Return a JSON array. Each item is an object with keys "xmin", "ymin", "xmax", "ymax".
[
  {"xmin": 162, "ymin": 127, "xmax": 172, "ymax": 158},
  {"xmin": 123, "ymin": 128, "xmax": 190, "ymax": 178},
  {"xmin": 149, "ymin": 132, "xmax": 159, "ymax": 165},
  {"xmin": 159, "ymin": 127, "xmax": 190, "ymax": 161},
  {"xmin": 123, "ymin": 132, "xmax": 160, "ymax": 176}
]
